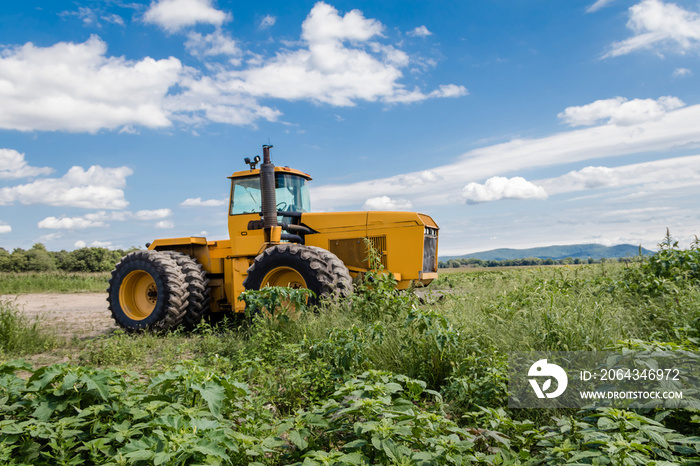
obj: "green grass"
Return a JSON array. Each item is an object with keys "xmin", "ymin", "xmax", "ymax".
[
  {"xmin": 0, "ymin": 271, "xmax": 110, "ymax": 294},
  {"xmin": 2, "ymin": 251, "xmax": 700, "ymax": 464},
  {"xmin": 0, "ymin": 299, "xmax": 58, "ymax": 356}
]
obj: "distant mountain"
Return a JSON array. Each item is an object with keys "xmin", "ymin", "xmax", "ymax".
[{"xmin": 440, "ymin": 243, "xmax": 653, "ymax": 262}]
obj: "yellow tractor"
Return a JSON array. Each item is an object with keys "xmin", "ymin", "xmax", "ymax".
[{"xmin": 107, "ymin": 145, "xmax": 439, "ymax": 330}]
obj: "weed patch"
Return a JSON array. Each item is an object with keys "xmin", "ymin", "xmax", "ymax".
[{"xmin": 0, "ymin": 299, "xmax": 57, "ymax": 356}]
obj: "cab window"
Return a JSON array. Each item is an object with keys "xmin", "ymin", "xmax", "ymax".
[{"xmin": 230, "ymin": 173, "xmax": 311, "ymax": 215}]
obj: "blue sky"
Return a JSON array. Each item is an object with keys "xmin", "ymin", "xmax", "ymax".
[{"xmin": 1, "ymin": 0, "xmax": 699, "ymax": 255}]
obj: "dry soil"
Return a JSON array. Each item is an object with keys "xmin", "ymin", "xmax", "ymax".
[{"xmin": 2, "ymin": 292, "xmax": 117, "ymax": 339}]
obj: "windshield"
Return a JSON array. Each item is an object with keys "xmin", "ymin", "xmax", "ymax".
[{"xmin": 230, "ymin": 173, "xmax": 311, "ymax": 215}]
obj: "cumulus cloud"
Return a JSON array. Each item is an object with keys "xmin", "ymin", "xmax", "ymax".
[
  {"xmin": 363, "ymin": 196, "xmax": 413, "ymax": 210},
  {"xmin": 61, "ymin": 6, "xmax": 125, "ymax": 27},
  {"xmin": 180, "ymin": 197, "xmax": 227, "ymax": 207},
  {"xmin": 133, "ymin": 208, "xmax": 172, "ymax": 220},
  {"xmin": 0, "ymin": 149, "xmax": 53, "ymax": 179},
  {"xmin": 0, "ymin": 165, "xmax": 132, "ymax": 209},
  {"xmin": 0, "ymin": 36, "xmax": 181, "ymax": 132},
  {"xmin": 38, "ymin": 216, "xmax": 106, "ymax": 229},
  {"xmin": 407, "ymin": 25, "xmax": 432, "ymax": 37},
  {"xmin": 155, "ymin": 220, "xmax": 175, "ymax": 229},
  {"xmin": 89, "ymin": 240, "xmax": 113, "ymax": 248},
  {"xmin": 461, "ymin": 177, "xmax": 548, "ymax": 204},
  {"xmin": 312, "ymin": 99, "xmax": 700, "ymax": 211},
  {"xmin": 604, "ymin": 0, "xmax": 700, "ymax": 58},
  {"xmin": 212, "ymin": 2, "xmax": 466, "ymax": 107},
  {"xmin": 673, "ymin": 67, "xmax": 692, "ymax": 77},
  {"xmin": 143, "ymin": 0, "xmax": 230, "ymax": 33},
  {"xmin": 260, "ymin": 15, "xmax": 276, "ymax": 29},
  {"xmin": 558, "ymin": 96, "xmax": 685, "ymax": 127},
  {"xmin": 0, "ymin": 223, "xmax": 11, "ymax": 234},
  {"xmin": 39, "ymin": 209, "xmax": 174, "ymax": 229},
  {"xmin": 538, "ymin": 155, "xmax": 700, "ymax": 196},
  {"xmin": 556, "ymin": 166, "xmax": 620, "ymax": 190},
  {"xmin": 0, "ymin": 4, "xmax": 465, "ymax": 132},
  {"xmin": 74, "ymin": 240, "xmax": 87, "ymax": 248},
  {"xmin": 185, "ymin": 30, "xmax": 240, "ymax": 59}
]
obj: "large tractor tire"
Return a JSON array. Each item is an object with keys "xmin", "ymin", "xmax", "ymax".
[
  {"xmin": 161, "ymin": 251, "xmax": 211, "ymax": 329},
  {"xmin": 243, "ymin": 244, "xmax": 352, "ymax": 305},
  {"xmin": 107, "ymin": 250, "xmax": 189, "ymax": 331}
]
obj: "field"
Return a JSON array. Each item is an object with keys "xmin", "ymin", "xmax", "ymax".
[{"xmin": 1, "ymin": 237, "xmax": 700, "ymax": 465}]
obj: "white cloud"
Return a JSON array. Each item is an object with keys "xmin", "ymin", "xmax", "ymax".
[
  {"xmin": 604, "ymin": 0, "xmax": 700, "ymax": 58},
  {"xmin": 559, "ymin": 166, "xmax": 620, "ymax": 189},
  {"xmin": 407, "ymin": 25, "xmax": 432, "ymax": 37},
  {"xmin": 587, "ymin": 0, "xmax": 616, "ymax": 13},
  {"xmin": 133, "ymin": 208, "xmax": 172, "ymax": 220},
  {"xmin": 211, "ymin": 2, "xmax": 466, "ymax": 107},
  {"xmin": 0, "ymin": 36, "xmax": 182, "ymax": 132},
  {"xmin": 38, "ymin": 216, "xmax": 106, "ymax": 229},
  {"xmin": 74, "ymin": 240, "xmax": 87, "ymax": 248},
  {"xmin": 313, "ymin": 100, "xmax": 700, "ymax": 211},
  {"xmin": 539, "ymin": 154, "xmax": 700, "ymax": 195},
  {"xmin": 155, "ymin": 220, "xmax": 175, "ymax": 229},
  {"xmin": 558, "ymin": 96, "xmax": 684, "ymax": 127},
  {"xmin": 0, "ymin": 4, "xmax": 465, "ymax": 132},
  {"xmin": 0, "ymin": 165, "xmax": 132, "ymax": 209},
  {"xmin": 673, "ymin": 67, "xmax": 692, "ymax": 77},
  {"xmin": 260, "ymin": 15, "xmax": 276, "ymax": 29},
  {"xmin": 363, "ymin": 196, "xmax": 413, "ymax": 210},
  {"xmin": 461, "ymin": 176, "xmax": 548, "ymax": 203},
  {"xmin": 38, "ymin": 209, "xmax": 175, "ymax": 230},
  {"xmin": 180, "ymin": 197, "xmax": 227, "ymax": 207},
  {"xmin": 89, "ymin": 240, "xmax": 113, "ymax": 248},
  {"xmin": 0, "ymin": 223, "xmax": 11, "ymax": 234},
  {"xmin": 0, "ymin": 149, "xmax": 53, "ymax": 179},
  {"xmin": 60, "ymin": 6, "xmax": 125, "ymax": 27},
  {"xmin": 185, "ymin": 30, "xmax": 240, "ymax": 58},
  {"xmin": 143, "ymin": 0, "xmax": 230, "ymax": 33}
]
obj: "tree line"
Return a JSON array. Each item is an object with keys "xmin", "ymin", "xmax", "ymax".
[
  {"xmin": 438, "ymin": 256, "xmax": 635, "ymax": 268},
  {"xmin": 0, "ymin": 243, "xmax": 135, "ymax": 273},
  {"xmin": 1, "ymin": 243, "xmax": 637, "ymax": 273}
]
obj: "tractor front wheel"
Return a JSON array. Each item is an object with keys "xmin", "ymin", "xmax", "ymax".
[
  {"xmin": 107, "ymin": 250, "xmax": 189, "ymax": 331},
  {"xmin": 243, "ymin": 244, "xmax": 352, "ymax": 305}
]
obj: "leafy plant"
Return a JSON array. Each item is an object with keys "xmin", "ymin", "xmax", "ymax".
[{"xmin": 239, "ymin": 287, "xmax": 314, "ymax": 323}]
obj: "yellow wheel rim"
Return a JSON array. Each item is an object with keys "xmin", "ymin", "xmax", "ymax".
[
  {"xmin": 260, "ymin": 267, "xmax": 308, "ymax": 320},
  {"xmin": 261, "ymin": 267, "xmax": 307, "ymax": 289},
  {"xmin": 119, "ymin": 270, "xmax": 157, "ymax": 321}
]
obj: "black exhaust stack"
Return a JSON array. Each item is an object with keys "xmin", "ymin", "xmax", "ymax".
[{"xmin": 260, "ymin": 145, "xmax": 277, "ymax": 229}]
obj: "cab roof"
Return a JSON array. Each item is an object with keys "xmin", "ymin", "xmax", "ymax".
[{"xmin": 228, "ymin": 166, "xmax": 313, "ymax": 180}]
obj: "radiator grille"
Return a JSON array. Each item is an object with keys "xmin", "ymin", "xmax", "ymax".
[
  {"xmin": 329, "ymin": 236, "xmax": 387, "ymax": 269},
  {"xmin": 423, "ymin": 233, "xmax": 438, "ymax": 273}
]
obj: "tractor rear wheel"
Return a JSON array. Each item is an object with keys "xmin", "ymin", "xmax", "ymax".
[
  {"xmin": 243, "ymin": 244, "xmax": 352, "ymax": 305},
  {"xmin": 107, "ymin": 250, "xmax": 189, "ymax": 331},
  {"xmin": 161, "ymin": 251, "xmax": 211, "ymax": 329}
]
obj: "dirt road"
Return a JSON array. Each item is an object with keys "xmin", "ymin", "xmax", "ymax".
[{"xmin": 2, "ymin": 293, "xmax": 118, "ymax": 338}]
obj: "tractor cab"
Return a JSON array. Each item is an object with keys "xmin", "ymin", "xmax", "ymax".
[
  {"xmin": 229, "ymin": 169, "xmax": 312, "ymax": 216},
  {"xmin": 228, "ymin": 158, "xmax": 314, "ymax": 257}
]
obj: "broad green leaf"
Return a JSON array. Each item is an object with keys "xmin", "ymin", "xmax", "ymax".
[
  {"xmin": 79, "ymin": 373, "xmax": 111, "ymax": 401},
  {"xmin": 28, "ymin": 364, "xmax": 65, "ymax": 391},
  {"xmin": 289, "ymin": 430, "xmax": 308, "ymax": 450},
  {"xmin": 341, "ymin": 439, "xmax": 368, "ymax": 451},
  {"xmin": 124, "ymin": 449, "xmax": 155, "ymax": 461},
  {"xmin": 192, "ymin": 382, "xmax": 225, "ymax": 417}
]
